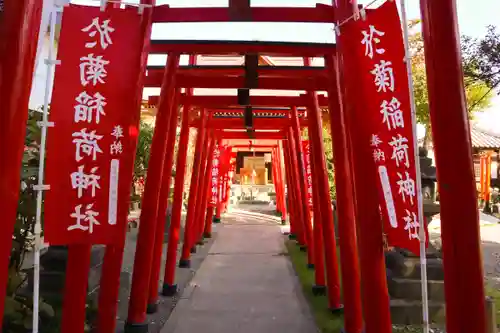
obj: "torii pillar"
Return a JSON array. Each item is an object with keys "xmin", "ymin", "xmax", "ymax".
[
  {"xmin": 420, "ymin": 0, "xmax": 486, "ymax": 330},
  {"xmin": 276, "ymin": 145, "xmax": 288, "ymax": 225},
  {"xmin": 0, "ymin": 0, "xmax": 43, "ymax": 324},
  {"xmin": 179, "ymin": 109, "xmax": 208, "ymax": 267},
  {"xmin": 162, "ymin": 83, "xmax": 195, "ymax": 296},
  {"xmin": 126, "ymin": 54, "xmax": 180, "ymax": 330},
  {"xmin": 305, "ymin": 92, "xmax": 342, "ymax": 311}
]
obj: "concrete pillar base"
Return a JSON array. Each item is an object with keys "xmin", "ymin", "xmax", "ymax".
[
  {"xmin": 146, "ymin": 302, "xmax": 158, "ymax": 314},
  {"xmin": 340, "ymin": 328, "xmax": 364, "ymax": 333},
  {"xmin": 162, "ymin": 283, "xmax": 178, "ymax": 297},
  {"xmin": 124, "ymin": 322, "xmax": 148, "ymax": 333},
  {"xmin": 330, "ymin": 304, "xmax": 344, "ymax": 314},
  {"xmin": 179, "ymin": 259, "xmax": 191, "ymax": 268},
  {"xmin": 311, "ymin": 285, "xmax": 327, "ymax": 296}
]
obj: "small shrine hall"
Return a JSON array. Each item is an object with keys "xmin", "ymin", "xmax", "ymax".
[{"xmin": 141, "ymin": 54, "xmax": 317, "ymax": 190}]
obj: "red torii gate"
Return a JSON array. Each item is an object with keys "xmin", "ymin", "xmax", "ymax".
[{"xmin": 0, "ymin": 1, "xmax": 486, "ymax": 333}]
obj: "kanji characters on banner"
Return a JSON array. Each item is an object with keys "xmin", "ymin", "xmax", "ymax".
[
  {"xmin": 209, "ymin": 142, "xmax": 221, "ymax": 207},
  {"xmin": 44, "ymin": 5, "xmax": 143, "ymax": 245},
  {"xmin": 348, "ymin": 1, "xmax": 427, "ymax": 255},
  {"xmin": 302, "ymin": 140, "xmax": 313, "ymax": 208}
]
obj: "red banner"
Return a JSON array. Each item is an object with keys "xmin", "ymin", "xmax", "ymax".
[
  {"xmin": 209, "ymin": 142, "xmax": 221, "ymax": 207},
  {"xmin": 44, "ymin": 5, "xmax": 143, "ymax": 245},
  {"xmin": 219, "ymin": 146, "xmax": 234, "ymax": 203},
  {"xmin": 349, "ymin": 1, "xmax": 427, "ymax": 254},
  {"xmin": 302, "ymin": 140, "xmax": 313, "ymax": 207}
]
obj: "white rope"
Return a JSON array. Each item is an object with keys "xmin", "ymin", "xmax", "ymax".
[
  {"xmin": 400, "ymin": 0, "xmax": 430, "ymax": 332},
  {"xmin": 87, "ymin": 0, "xmax": 153, "ymax": 13},
  {"xmin": 335, "ymin": 0, "xmax": 383, "ymax": 32}
]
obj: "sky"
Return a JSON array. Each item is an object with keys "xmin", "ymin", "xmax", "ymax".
[
  {"xmin": 70, "ymin": 0, "xmax": 500, "ymax": 42},
  {"xmin": 41, "ymin": 0, "xmax": 500, "ymax": 134}
]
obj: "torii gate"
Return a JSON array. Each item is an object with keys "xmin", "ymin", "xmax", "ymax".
[{"xmin": 0, "ymin": 1, "xmax": 486, "ymax": 333}]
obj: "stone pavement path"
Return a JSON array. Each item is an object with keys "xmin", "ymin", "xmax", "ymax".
[{"xmin": 161, "ymin": 210, "xmax": 318, "ymax": 333}]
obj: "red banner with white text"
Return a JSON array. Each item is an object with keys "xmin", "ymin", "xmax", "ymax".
[
  {"xmin": 44, "ymin": 5, "xmax": 143, "ymax": 245},
  {"xmin": 347, "ymin": 1, "xmax": 428, "ymax": 255},
  {"xmin": 302, "ymin": 140, "xmax": 313, "ymax": 208},
  {"xmin": 209, "ymin": 142, "xmax": 221, "ymax": 207}
]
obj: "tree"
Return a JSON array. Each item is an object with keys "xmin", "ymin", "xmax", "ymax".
[
  {"xmin": 410, "ymin": 21, "xmax": 496, "ymax": 148},
  {"xmin": 462, "ymin": 25, "xmax": 500, "ymax": 93},
  {"xmin": 133, "ymin": 120, "xmax": 154, "ymax": 182}
]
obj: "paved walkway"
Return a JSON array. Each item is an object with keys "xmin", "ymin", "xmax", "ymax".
[{"xmin": 161, "ymin": 210, "xmax": 318, "ymax": 333}]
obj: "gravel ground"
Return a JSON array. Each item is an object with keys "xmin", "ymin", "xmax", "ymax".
[{"xmin": 429, "ymin": 215, "xmax": 500, "ymax": 291}]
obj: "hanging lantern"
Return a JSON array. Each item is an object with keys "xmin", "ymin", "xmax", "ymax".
[{"xmin": 264, "ymin": 153, "xmax": 272, "ymax": 163}]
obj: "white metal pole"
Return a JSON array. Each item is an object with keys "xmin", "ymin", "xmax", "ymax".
[
  {"xmin": 400, "ymin": 0, "xmax": 429, "ymax": 332},
  {"xmin": 32, "ymin": 3, "xmax": 60, "ymax": 332}
]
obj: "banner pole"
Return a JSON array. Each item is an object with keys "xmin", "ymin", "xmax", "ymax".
[
  {"xmin": 32, "ymin": 3, "xmax": 60, "ymax": 332},
  {"xmin": 400, "ymin": 0, "xmax": 429, "ymax": 331}
]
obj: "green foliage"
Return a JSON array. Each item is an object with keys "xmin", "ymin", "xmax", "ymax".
[
  {"xmin": 6, "ymin": 108, "xmax": 96, "ymax": 332},
  {"xmin": 3, "ymin": 268, "xmax": 55, "ymax": 333},
  {"xmin": 2, "ymin": 109, "xmax": 57, "ymax": 332},
  {"xmin": 12, "ymin": 110, "xmax": 42, "ymax": 272},
  {"xmin": 133, "ymin": 120, "xmax": 154, "ymax": 182},
  {"xmin": 285, "ymin": 240, "xmax": 343, "ymax": 332},
  {"xmin": 409, "ymin": 21, "xmax": 495, "ymax": 147},
  {"xmin": 462, "ymin": 25, "xmax": 500, "ymax": 92}
]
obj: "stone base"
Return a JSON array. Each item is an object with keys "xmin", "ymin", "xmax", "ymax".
[
  {"xmin": 213, "ymin": 217, "xmax": 221, "ymax": 223},
  {"xmin": 146, "ymin": 302, "xmax": 158, "ymax": 314},
  {"xmin": 179, "ymin": 259, "xmax": 191, "ymax": 268},
  {"xmin": 340, "ymin": 328, "xmax": 365, "ymax": 333},
  {"xmin": 311, "ymin": 285, "xmax": 326, "ymax": 296},
  {"xmin": 330, "ymin": 304, "xmax": 344, "ymax": 314},
  {"xmin": 124, "ymin": 322, "xmax": 148, "ymax": 333},
  {"xmin": 307, "ymin": 263, "xmax": 315, "ymax": 270},
  {"xmin": 162, "ymin": 283, "xmax": 178, "ymax": 297},
  {"xmin": 203, "ymin": 232, "xmax": 212, "ymax": 239}
]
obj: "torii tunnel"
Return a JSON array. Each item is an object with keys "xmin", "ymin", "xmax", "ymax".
[{"xmin": 0, "ymin": 0, "xmax": 486, "ymax": 333}]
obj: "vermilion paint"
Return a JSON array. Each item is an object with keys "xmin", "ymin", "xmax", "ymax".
[
  {"xmin": 180, "ymin": 110, "xmax": 208, "ymax": 265},
  {"xmin": 0, "ymin": 0, "xmax": 43, "ymax": 326},
  {"xmin": 325, "ymin": 54, "xmax": 363, "ymax": 333},
  {"xmin": 126, "ymin": 53, "xmax": 180, "ymax": 325},
  {"xmin": 420, "ymin": 0, "xmax": 486, "ymax": 331},
  {"xmin": 148, "ymin": 91, "xmax": 181, "ymax": 311}
]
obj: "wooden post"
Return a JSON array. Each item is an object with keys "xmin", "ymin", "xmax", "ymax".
[
  {"xmin": 162, "ymin": 89, "xmax": 194, "ymax": 296},
  {"xmin": 420, "ymin": 0, "xmax": 487, "ymax": 331},
  {"xmin": 325, "ymin": 54, "xmax": 363, "ymax": 332},
  {"xmin": 126, "ymin": 53, "xmax": 180, "ymax": 329},
  {"xmin": 179, "ymin": 109, "xmax": 208, "ymax": 267}
]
